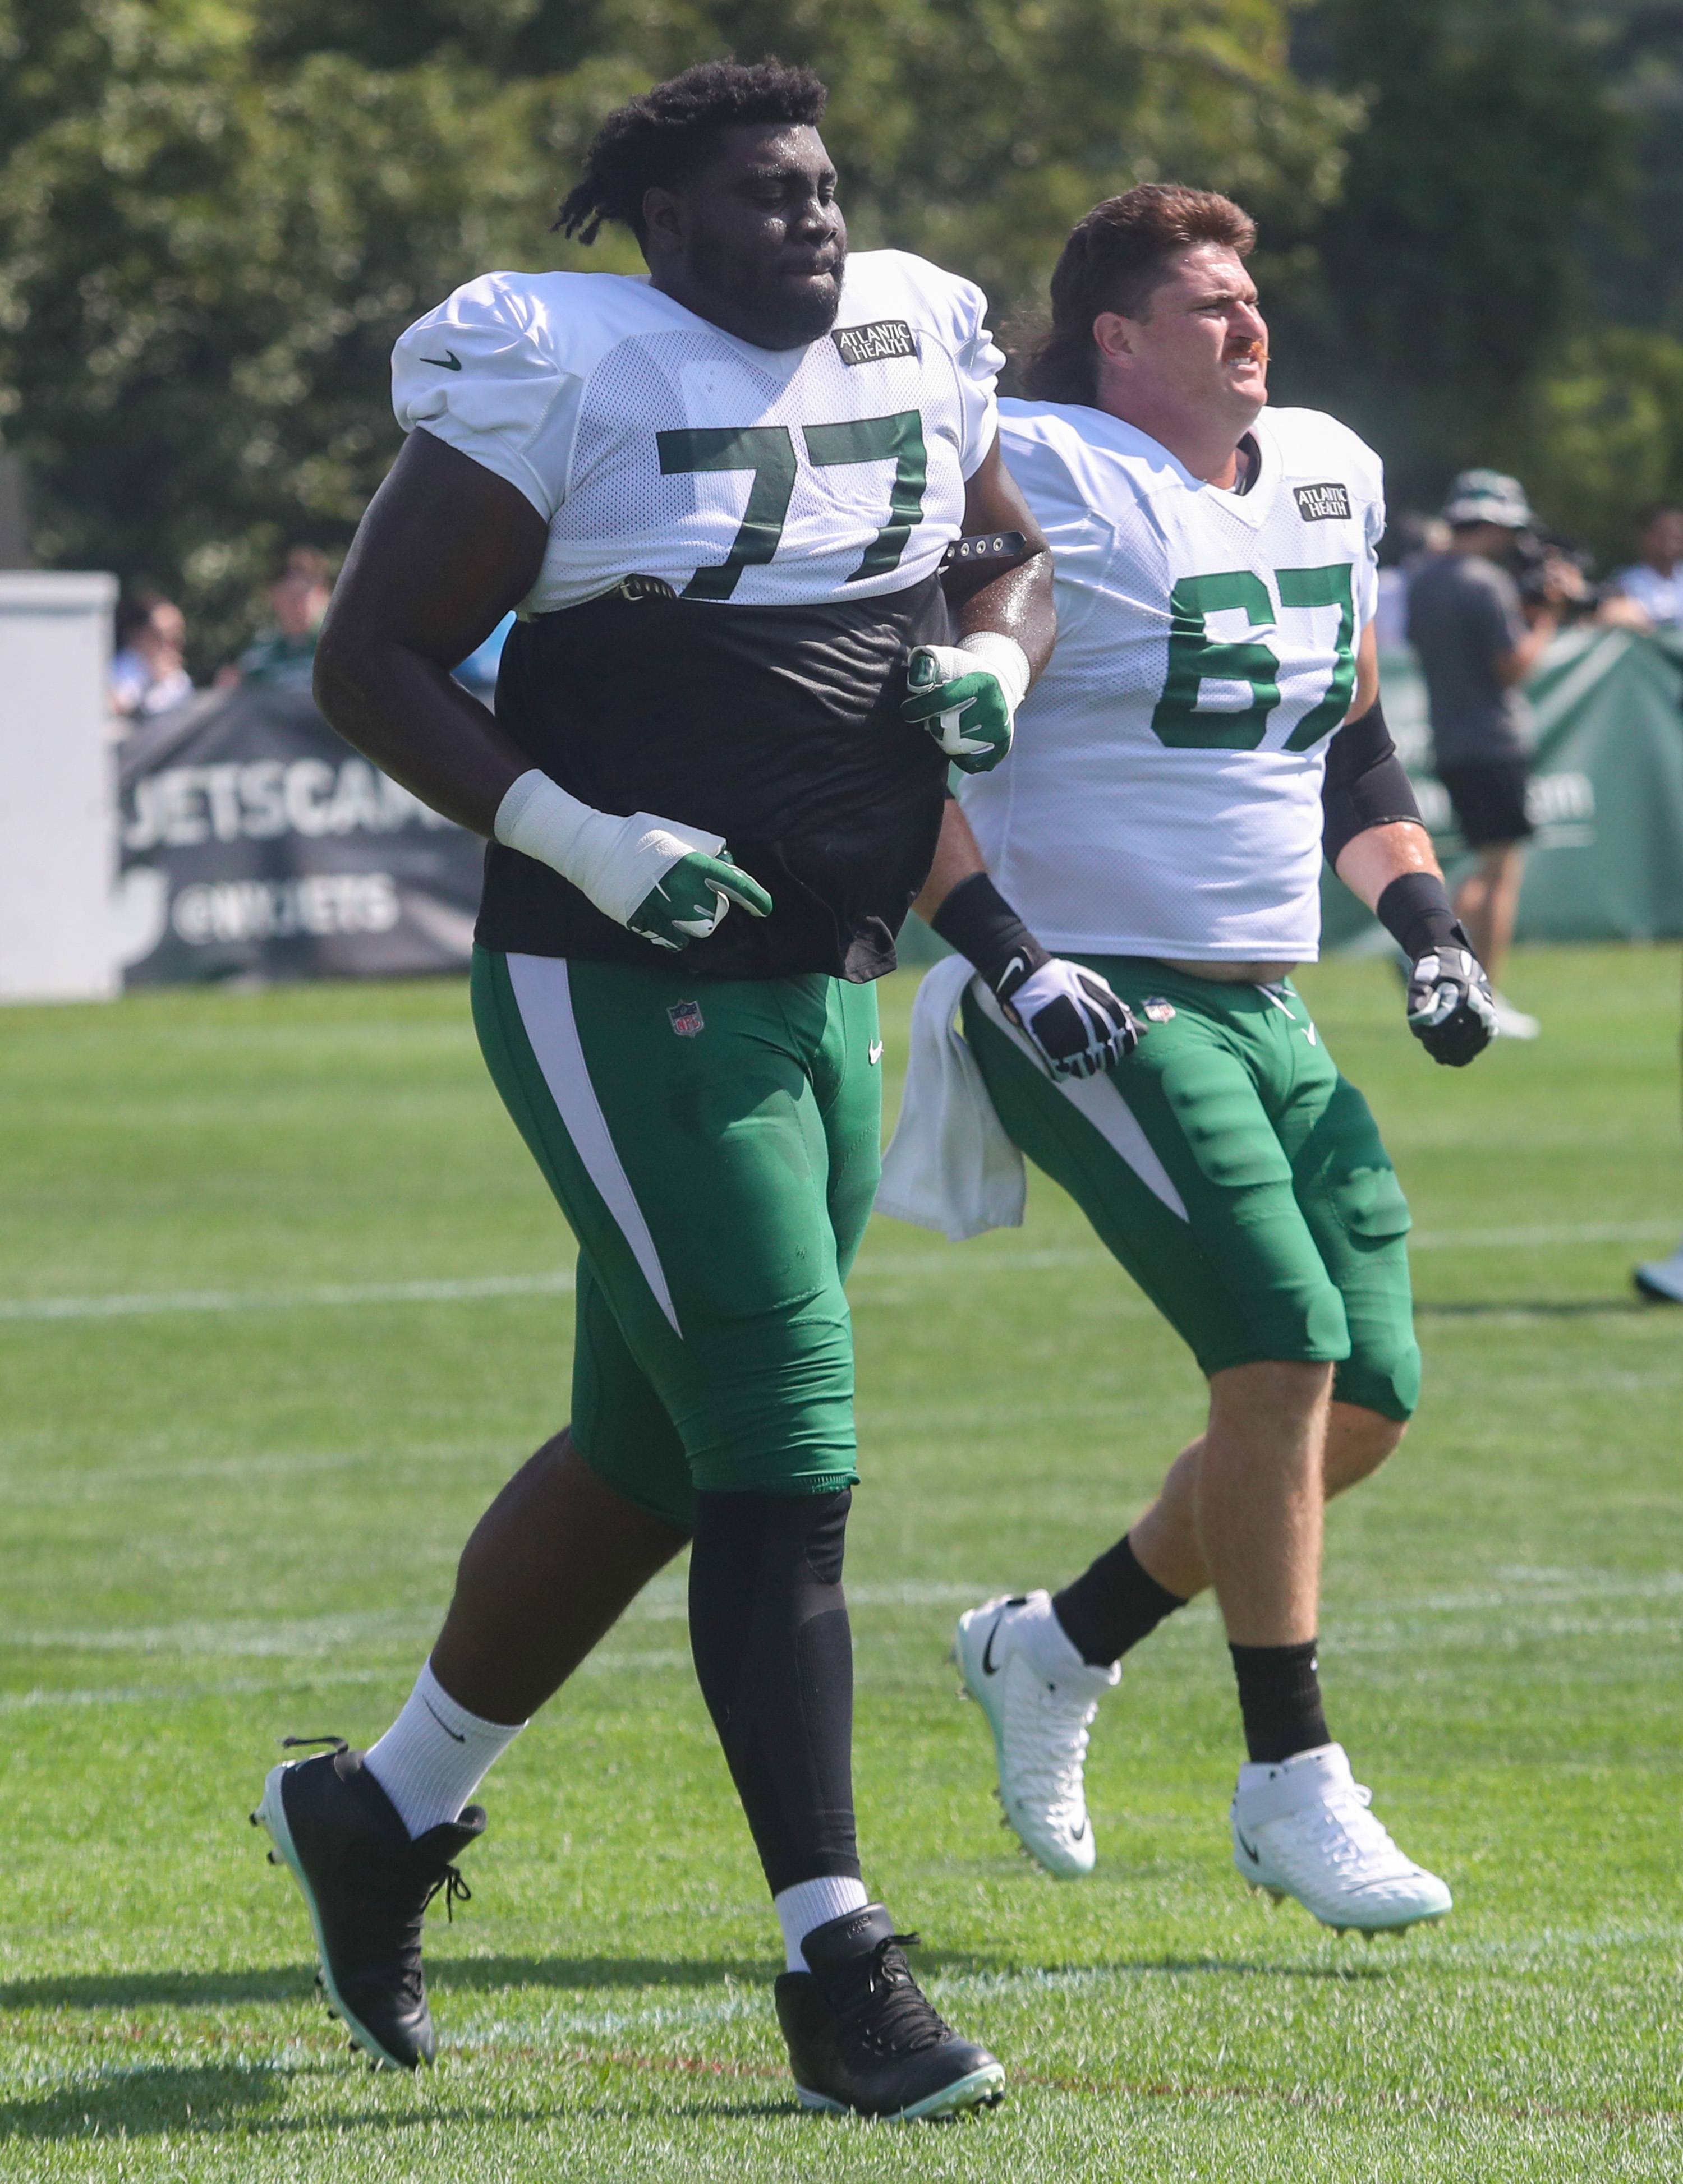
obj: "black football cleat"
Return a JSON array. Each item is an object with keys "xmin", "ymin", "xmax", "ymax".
[
  {"xmin": 775, "ymin": 1902, "xmax": 1005, "ymax": 2121},
  {"xmin": 252, "ymin": 1736, "xmax": 483, "ymax": 2070}
]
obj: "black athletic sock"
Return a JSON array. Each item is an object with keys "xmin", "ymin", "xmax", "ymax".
[
  {"xmin": 1052, "ymin": 1532, "xmax": 1187, "ymax": 1668},
  {"xmin": 1228, "ymin": 1638, "xmax": 1330, "ymax": 1764},
  {"xmin": 687, "ymin": 1487, "xmax": 861, "ymax": 1895}
]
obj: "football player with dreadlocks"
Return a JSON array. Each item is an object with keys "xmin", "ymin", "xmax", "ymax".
[{"xmin": 252, "ymin": 57, "xmax": 1070, "ymax": 2120}]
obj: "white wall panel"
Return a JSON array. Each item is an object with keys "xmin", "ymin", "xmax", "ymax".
[{"xmin": 0, "ymin": 572, "xmax": 119, "ymax": 1002}]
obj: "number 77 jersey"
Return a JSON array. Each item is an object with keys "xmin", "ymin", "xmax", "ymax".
[
  {"xmin": 392, "ymin": 251, "xmax": 1001, "ymax": 612},
  {"xmin": 962, "ymin": 398, "xmax": 1388, "ymax": 967}
]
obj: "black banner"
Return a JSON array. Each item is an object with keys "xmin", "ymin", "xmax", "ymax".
[{"xmin": 114, "ymin": 683, "xmax": 484, "ymax": 984}]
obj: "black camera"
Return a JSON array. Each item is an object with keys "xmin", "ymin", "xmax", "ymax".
[{"xmin": 1512, "ymin": 531, "xmax": 1603, "ymax": 620}]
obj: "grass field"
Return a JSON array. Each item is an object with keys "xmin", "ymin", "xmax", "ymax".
[{"xmin": 2, "ymin": 943, "xmax": 1680, "ymax": 2181}]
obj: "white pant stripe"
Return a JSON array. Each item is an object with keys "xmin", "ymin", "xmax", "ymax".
[
  {"xmin": 970, "ymin": 979, "xmax": 1189, "ymax": 1221},
  {"xmin": 505, "ymin": 953, "xmax": 682, "ymax": 1335}
]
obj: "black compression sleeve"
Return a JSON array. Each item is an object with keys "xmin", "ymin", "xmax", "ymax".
[
  {"xmin": 929, "ymin": 870, "xmax": 1049, "ymax": 995},
  {"xmin": 1321, "ymin": 698, "xmax": 1424, "ymax": 865},
  {"xmin": 688, "ymin": 1489, "xmax": 861, "ymax": 1895},
  {"xmin": 1376, "ymin": 870, "xmax": 1464, "ymax": 959}
]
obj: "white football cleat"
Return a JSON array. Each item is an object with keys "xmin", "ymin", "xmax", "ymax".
[
  {"xmin": 1489, "ymin": 993, "xmax": 1540, "ymax": 1040},
  {"xmin": 1634, "ymin": 1240, "xmax": 1683, "ymax": 1303},
  {"xmin": 953, "ymin": 1591, "xmax": 1119, "ymax": 1879},
  {"xmin": 1230, "ymin": 1743, "xmax": 1452, "ymax": 1932}
]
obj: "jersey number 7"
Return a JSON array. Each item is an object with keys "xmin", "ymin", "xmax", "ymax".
[
  {"xmin": 657, "ymin": 415, "xmax": 928, "ymax": 601},
  {"xmin": 1149, "ymin": 564, "xmax": 1356, "ymax": 752}
]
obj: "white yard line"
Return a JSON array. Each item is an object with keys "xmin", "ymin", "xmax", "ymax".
[
  {"xmin": 0, "ymin": 1271, "xmax": 580, "ymax": 1322},
  {"xmin": 1409, "ymin": 1219, "xmax": 1681, "ymax": 1251},
  {"xmin": 2, "ymin": 1224, "xmax": 1677, "ymax": 1324},
  {"xmin": 0, "ymin": 1583, "xmax": 992, "ymax": 1658},
  {"xmin": 0, "ymin": 1249, "xmax": 1104, "ymax": 1324},
  {"xmin": 5, "ymin": 1572, "xmax": 1677, "ymax": 1688}
]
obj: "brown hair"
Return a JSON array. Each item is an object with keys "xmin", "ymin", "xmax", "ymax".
[
  {"xmin": 276, "ymin": 544, "xmax": 333, "ymax": 589},
  {"xmin": 115, "ymin": 587, "xmax": 169, "ymax": 646},
  {"xmin": 1023, "ymin": 183, "xmax": 1257, "ymax": 406}
]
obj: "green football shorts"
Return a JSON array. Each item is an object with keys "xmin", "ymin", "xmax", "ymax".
[
  {"xmin": 473, "ymin": 947, "xmax": 883, "ymax": 1529},
  {"xmin": 962, "ymin": 959, "xmax": 1420, "ymax": 1421}
]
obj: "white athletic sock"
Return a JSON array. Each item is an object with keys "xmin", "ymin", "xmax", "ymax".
[
  {"xmin": 364, "ymin": 1660, "xmax": 526, "ymax": 1840},
  {"xmin": 774, "ymin": 1874, "xmax": 871, "ymax": 1973}
]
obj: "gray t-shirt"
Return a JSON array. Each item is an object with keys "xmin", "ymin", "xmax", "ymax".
[{"xmin": 1406, "ymin": 550, "xmax": 1532, "ymax": 763}]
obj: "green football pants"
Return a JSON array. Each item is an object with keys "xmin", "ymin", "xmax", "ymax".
[
  {"xmin": 963, "ymin": 959, "xmax": 1420, "ymax": 1420},
  {"xmin": 472, "ymin": 947, "xmax": 883, "ymax": 1528}
]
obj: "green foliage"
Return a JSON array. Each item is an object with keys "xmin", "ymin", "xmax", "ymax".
[
  {"xmin": 0, "ymin": 2, "xmax": 645, "ymax": 667},
  {"xmin": 1275, "ymin": 0, "xmax": 1626, "ymax": 523},
  {"xmin": 1568, "ymin": 1, "xmax": 1683, "ymax": 344},
  {"xmin": 1524, "ymin": 325, "xmax": 1683, "ymax": 564},
  {"xmin": 618, "ymin": 1, "xmax": 1354, "ymax": 311},
  {"xmin": 0, "ymin": 0, "xmax": 1668, "ymax": 628},
  {"xmin": 0, "ymin": 0, "xmax": 1341, "ymax": 669}
]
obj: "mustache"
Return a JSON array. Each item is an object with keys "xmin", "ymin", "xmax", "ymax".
[{"xmin": 1225, "ymin": 338, "xmax": 1269, "ymax": 363}]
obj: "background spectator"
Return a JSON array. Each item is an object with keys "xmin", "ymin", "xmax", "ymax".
[
  {"xmin": 1624, "ymin": 502, "xmax": 1683, "ymax": 1298},
  {"xmin": 1373, "ymin": 511, "xmax": 1448, "ymax": 651},
  {"xmin": 108, "ymin": 589, "xmax": 193, "ymax": 725},
  {"xmin": 1608, "ymin": 505, "xmax": 1683, "ymax": 632},
  {"xmin": 216, "ymin": 546, "xmax": 334, "ymax": 690},
  {"xmin": 1405, "ymin": 469, "xmax": 1578, "ymax": 1042}
]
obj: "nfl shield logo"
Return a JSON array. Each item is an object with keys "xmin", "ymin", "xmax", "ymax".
[{"xmin": 668, "ymin": 999, "xmax": 705, "ymax": 1038}]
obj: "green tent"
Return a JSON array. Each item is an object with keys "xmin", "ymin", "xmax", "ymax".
[{"xmin": 1323, "ymin": 630, "xmax": 1683, "ymax": 948}]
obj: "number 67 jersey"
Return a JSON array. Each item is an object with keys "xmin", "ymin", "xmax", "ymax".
[
  {"xmin": 962, "ymin": 398, "xmax": 1386, "ymax": 967},
  {"xmin": 391, "ymin": 251, "xmax": 1003, "ymax": 982}
]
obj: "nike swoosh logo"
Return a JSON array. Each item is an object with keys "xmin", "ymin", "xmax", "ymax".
[
  {"xmin": 1070, "ymin": 1817, "xmax": 1089, "ymax": 1841},
  {"xmin": 980, "ymin": 1616, "xmax": 1006, "ymax": 1676},
  {"xmin": 868, "ymin": 1039, "xmax": 884, "ymax": 1065},
  {"xmin": 1235, "ymin": 1827, "xmax": 1261, "ymax": 1864},
  {"xmin": 422, "ymin": 1695, "xmax": 466, "ymax": 1743},
  {"xmin": 421, "ymin": 350, "xmax": 463, "ymax": 371}
]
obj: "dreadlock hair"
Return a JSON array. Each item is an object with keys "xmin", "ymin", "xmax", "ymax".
[
  {"xmin": 557, "ymin": 58, "xmax": 828, "ymax": 247},
  {"xmin": 1023, "ymin": 185, "xmax": 1257, "ymax": 406}
]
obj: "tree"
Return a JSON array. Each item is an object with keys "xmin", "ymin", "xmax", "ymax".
[
  {"xmin": 1274, "ymin": 0, "xmax": 1625, "ymax": 524},
  {"xmin": 1526, "ymin": 326, "xmax": 1683, "ymax": 565},
  {"xmin": 0, "ymin": 1, "xmax": 614, "ymax": 666},
  {"xmin": 0, "ymin": 0, "xmax": 1347, "ymax": 667},
  {"xmin": 1568, "ymin": 2, "xmax": 1683, "ymax": 345}
]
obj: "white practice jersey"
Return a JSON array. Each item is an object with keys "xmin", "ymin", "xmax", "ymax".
[
  {"xmin": 962, "ymin": 399, "xmax": 1384, "ymax": 962},
  {"xmin": 392, "ymin": 251, "xmax": 1001, "ymax": 614}
]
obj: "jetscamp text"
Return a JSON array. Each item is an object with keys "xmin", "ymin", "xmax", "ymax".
[{"xmin": 123, "ymin": 758, "xmax": 452, "ymax": 851}]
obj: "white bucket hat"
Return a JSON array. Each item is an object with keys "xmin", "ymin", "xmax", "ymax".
[{"xmin": 1441, "ymin": 468, "xmax": 1535, "ymax": 529}]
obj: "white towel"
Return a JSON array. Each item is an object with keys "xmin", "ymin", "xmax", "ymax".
[{"xmin": 875, "ymin": 955, "xmax": 1026, "ymax": 1240}]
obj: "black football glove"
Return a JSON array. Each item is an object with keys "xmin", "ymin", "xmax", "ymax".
[
  {"xmin": 1405, "ymin": 941, "xmax": 1497, "ymax": 1066},
  {"xmin": 997, "ymin": 956, "xmax": 1142, "ymax": 1079}
]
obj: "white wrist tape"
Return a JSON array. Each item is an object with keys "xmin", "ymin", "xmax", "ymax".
[
  {"xmin": 957, "ymin": 631, "xmax": 1032, "ymax": 715},
  {"xmin": 494, "ymin": 769, "xmax": 725, "ymax": 928}
]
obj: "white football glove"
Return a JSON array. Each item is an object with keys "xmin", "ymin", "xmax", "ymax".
[
  {"xmin": 495, "ymin": 770, "xmax": 772, "ymax": 951},
  {"xmin": 999, "ymin": 957, "xmax": 1142, "ymax": 1079},
  {"xmin": 901, "ymin": 632, "xmax": 1031, "ymax": 773}
]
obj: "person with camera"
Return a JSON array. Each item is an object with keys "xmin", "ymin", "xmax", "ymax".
[{"xmin": 1405, "ymin": 470, "xmax": 1575, "ymax": 1040}]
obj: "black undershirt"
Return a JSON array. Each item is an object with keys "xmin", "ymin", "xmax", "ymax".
[{"xmin": 476, "ymin": 575, "xmax": 951, "ymax": 983}]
